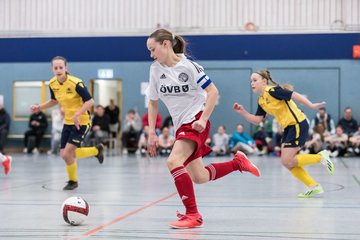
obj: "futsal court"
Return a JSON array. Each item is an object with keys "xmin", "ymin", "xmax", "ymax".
[{"xmin": 0, "ymin": 153, "xmax": 359, "ymax": 240}]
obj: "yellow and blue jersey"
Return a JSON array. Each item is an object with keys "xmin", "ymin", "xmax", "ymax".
[
  {"xmin": 49, "ymin": 75, "xmax": 92, "ymax": 125},
  {"xmin": 255, "ymin": 85, "xmax": 306, "ymax": 129}
]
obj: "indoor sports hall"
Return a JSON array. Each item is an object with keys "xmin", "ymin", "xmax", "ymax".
[
  {"xmin": 0, "ymin": 0, "xmax": 360, "ymax": 239},
  {"xmin": 1, "ymin": 154, "xmax": 360, "ymax": 239}
]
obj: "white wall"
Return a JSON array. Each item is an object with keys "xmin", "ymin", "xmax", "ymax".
[{"xmin": 0, "ymin": 0, "xmax": 359, "ymax": 37}]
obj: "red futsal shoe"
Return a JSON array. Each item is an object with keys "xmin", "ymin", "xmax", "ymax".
[
  {"xmin": 2, "ymin": 155, "xmax": 12, "ymax": 175},
  {"xmin": 234, "ymin": 151, "xmax": 260, "ymax": 177},
  {"xmin": 169, "ymin": 212, "xmax": 203, "ymax": 229}
]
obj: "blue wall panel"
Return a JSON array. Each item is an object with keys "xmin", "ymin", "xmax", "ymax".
[{"xmin": 0, "ymin": 33, "xmax": 359, "ymax": 62}]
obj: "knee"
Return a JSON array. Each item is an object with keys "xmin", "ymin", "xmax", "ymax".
[
  {"xmin": 281, "ymin": 158, "xmax": 297, "ymax": 169},
  {"xmin": 166, "ymin": 157, "xmax": 183, "ymax": 170},
  {"xmin": 191, "ymin": 176, "xmax": 206, "ymax": 184},
  {"xmin": 61, "ymin": 150, "xmax": 72, "ymax": 161}
]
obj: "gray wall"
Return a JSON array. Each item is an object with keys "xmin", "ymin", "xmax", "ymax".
[{"xmin": 1, "ymin": 59, "xmax": 359, "ymax": 139}]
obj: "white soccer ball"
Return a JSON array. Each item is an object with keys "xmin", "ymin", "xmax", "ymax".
[{"xmin": 62, "ymin": 196, "xmax": 89, "ymax": 226}]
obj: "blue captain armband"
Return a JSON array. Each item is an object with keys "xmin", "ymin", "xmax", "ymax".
[{"xmin": 197, "ymin": 75, "xmax": 212, "ymax": 89}]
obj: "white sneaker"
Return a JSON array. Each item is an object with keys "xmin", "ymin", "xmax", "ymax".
[
  {"xmin": 298, "ymin": 184, "xmax": 324, "ymax": 198},
  {"xmin": 122, "ymin": 149, "xmax": 128, "ymax": 155},
  {"xmin": 23, "ymin": 148, "xmax": 28, "ymax": 153},
  {"xmin": 32, "ymin": 148, "xmax": 39, "ymax": 154},
  {"xmin": 355, "ymin": 148, "xmax": 360, "ymax": 154},
  {"xmin": 319, "ymin": 150, "xmax": 334, "ymax": 176},
  {"xmin": 330, "ymin": 150, "xmax": 339, "ymax": 158}
]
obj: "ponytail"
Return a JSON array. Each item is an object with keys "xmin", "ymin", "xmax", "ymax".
[
  {"xmin": 255, "ymin": 69, "xmax": 294, "ymax": 91},
  {"xmin": 149, "ymin": 29, "xmax": 187, "ymax": 54}
]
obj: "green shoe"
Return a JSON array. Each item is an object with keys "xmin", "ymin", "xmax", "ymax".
[
  {"xmin": 297, "ymin": 184, "xmax": 324, "ymax": 198},
  {"xmin": 319, "ymin": 150, "xmax": 334, "ymax": 176}
]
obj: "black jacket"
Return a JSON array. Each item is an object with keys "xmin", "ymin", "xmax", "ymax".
[
  {"xmin": 0, "ymin": 108, "xmax": 10, "ymax": 131},
  {"xmin": 28, "ymin": 112, "xmax": 48, "ymax": 132}
]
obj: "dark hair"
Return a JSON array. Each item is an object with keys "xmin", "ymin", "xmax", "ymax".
[
  {"xmin": 128, "ymin": 109, "xmax": 136, "ymax": 114},
  {"xmin": 218, "ymin": 124, "xmax": 226, "ymax": 130},
  {"xmin": 149, "ymin": 29, "xmax": 187, "ymax": 54},
  {"xmin": 255, "ymin": 69, "xmax": 293, "ymax": 91}
]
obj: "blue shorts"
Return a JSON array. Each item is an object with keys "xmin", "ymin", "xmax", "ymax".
[
  {"xmin": 281, "ymin": 120, "xmax": 309, "ymax": 148},
  {"xmin": 61, "ymin": 124, "xmax": 91, "ymax": 148}
]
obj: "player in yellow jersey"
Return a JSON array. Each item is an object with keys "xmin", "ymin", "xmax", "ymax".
[
  {"xmin": 234, "ymin": 70, "xmax": 334, "ymax": 198},
  {"xmin": 30, "ymin": 56, "xmax": 104, "ymax": 190}
]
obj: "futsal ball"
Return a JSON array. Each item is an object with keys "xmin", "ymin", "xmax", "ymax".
[{"xmin": 62, "ymin": 196, "xmax": 89, "ymax": 225}]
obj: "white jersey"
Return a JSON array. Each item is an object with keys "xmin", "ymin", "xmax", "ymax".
[{"xmin": 146, "ymin": 55, "xmax": 212, "ymax": 131}]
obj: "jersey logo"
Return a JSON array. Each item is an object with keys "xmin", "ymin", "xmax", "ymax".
[
  {"xmin": 160, "ymin": 74, "xmax": 166, "ymax": 79},
  {"xmin": 78, "ymin": 82, "xmax": 84, "ymax": 88},
  {"xmin": 66, "ymin": 88, "xmax": 72, "ymax": 94},
  {"xmin": 178, "ymin": 72, "xmax": 189, "ymax": 82},
  {"xmin": 181, "ymin": 195, "xmax": 188, "ymax": 200},
  {"xmin": 179, "ymin": 132, "xmax": 185, "ymax": 136},
  {"xmin": 160, "ymin": 85, "xmax": 189, "ymax": 94}
]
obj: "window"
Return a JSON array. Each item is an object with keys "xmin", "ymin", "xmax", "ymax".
[{"xmin": 13, "ymin": 81, "xmax": 51, "ymax": 120}]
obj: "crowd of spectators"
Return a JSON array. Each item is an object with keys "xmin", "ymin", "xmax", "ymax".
[{"xmin": 1, "ymin": 102, "xmax": 360, "ymax": 159}]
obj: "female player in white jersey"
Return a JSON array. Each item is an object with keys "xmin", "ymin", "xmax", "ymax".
[{"xmin": 146, "ymin": 29, "xmax": 260, "ymax": 229}]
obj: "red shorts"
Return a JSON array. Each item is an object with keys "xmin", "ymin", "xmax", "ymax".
[{"xmin": 175, "ymin": 112, "xmax": 212, "ymax": 166}]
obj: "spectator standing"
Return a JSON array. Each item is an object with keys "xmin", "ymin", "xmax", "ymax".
[
  {"xmin": 87, "ymin": 105, "xmax": 110, "ymax": 145},
  {"xmin": 105, "ymin": 99, "xmax": 121, "ymax": 138}
]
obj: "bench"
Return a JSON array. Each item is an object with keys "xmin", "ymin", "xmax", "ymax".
[
  {"xmin": 8, "ymin": 134, "xmax": 52, "ymax": 139},
  {"xmin": 7, "ymin": 134, "xmax": 52, "ymax": 153}
]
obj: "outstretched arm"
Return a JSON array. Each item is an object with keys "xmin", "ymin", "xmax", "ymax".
[
  {"xmin": 233, "ymin": 102, "xmax": 264, "ymax": 125},
  {"xmin": 291, "ymin": 92, "xmax": 326, "ymax": 110},
  {"xmin": 30, "ymin": 99, "xmax": 58, "ymax": 113}
]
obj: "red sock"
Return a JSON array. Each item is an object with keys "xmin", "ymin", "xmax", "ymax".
[
  {"xmin": 205, "ymin": 160, "xmax": 237, "ymax": 181},
  {"xmin": 171, "ymin": 166, "xmax": 198, "ymax": 214}
]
